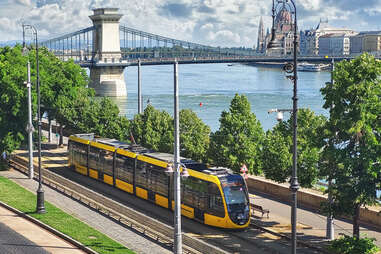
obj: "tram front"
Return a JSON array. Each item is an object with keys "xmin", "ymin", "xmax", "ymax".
[{"xmin": 221, "ymin": 174, "xmax": 250, "ymax": 227}]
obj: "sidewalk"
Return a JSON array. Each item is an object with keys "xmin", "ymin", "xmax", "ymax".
[
  {"xmin": 250, "ymin": 191, "xmax": 381, "ymax": 249},
  {"xmin": 0, "ymin": 203, "xmax": 86, "ymax": 254}
]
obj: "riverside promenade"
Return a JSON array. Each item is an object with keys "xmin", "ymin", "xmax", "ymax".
[
  {"xmin": 0, "ymin": 203, "xmax": 87, "ymax": 254},
  {"xmin": 2, "ymin": 131, "xmax": 381, "ymax": 253}
]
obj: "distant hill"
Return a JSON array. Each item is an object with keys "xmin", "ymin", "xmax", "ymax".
[{"xmin": 0, "ymin": 40, "xmax": 22, "ymax": 47}]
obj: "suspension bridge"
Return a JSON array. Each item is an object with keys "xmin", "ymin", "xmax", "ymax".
[{"xmin": 39, "ymin": 8, "xmax": 361, "ymax": 96}]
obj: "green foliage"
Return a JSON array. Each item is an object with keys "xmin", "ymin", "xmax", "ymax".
[
  {"xmin": 179, "ymin": 109, "xmax": 210, "ymax": 162},
  {"xmin": 320, "ymin": 53, "xmax": 381, "ymax": 237},
  {"xmin": 209, "ymin": 94, "xmax": 264, "ymax": 174},
  {"xmin": 0, "ymin": 45, "xmax": 29, "ymax": 154},
  {"xmin": 328, "ymin": 235, "xmax": 380, "ymax": 254},
  {"xmin": 0, "ymin": 45, "xmax": 131, "ymax": 155},
  {"xmin": 131, "ymin": 105, "xmax": 173, "ymax": 152},
  {"xmin": 0, "ymin": 176, "xmax": 133, "ymax": 254},
  {"xmin": 262, "ymin": 108, "xmax": 326, "ymax": 188}
]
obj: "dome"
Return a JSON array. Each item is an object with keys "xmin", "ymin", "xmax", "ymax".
[{"xmin": 276, "ymin": 6, "xmax": 292, "ymax": 25}]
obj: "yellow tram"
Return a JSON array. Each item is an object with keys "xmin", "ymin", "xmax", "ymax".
[{"xmin": 68, "ymin": 133, "xmax": 250, "ymax": 229}]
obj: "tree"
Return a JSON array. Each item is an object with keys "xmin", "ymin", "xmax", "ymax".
[
  {"xmin": 179, "ymin": 109, "xmax": 210, "ymax": 162},
  {"xmin": 209, "ymin": 94, "xmax": 264, "ymax": 174},
  {"xmin": 0, "ymin": 45, "xmax": 31, "ymax": 154},
  {"xmin": 131, "ymin": 105, "xmax": 173, "ymax": 152},
  {"xmin": 261, "ymin": 108, "xmax": 326, "ymax": 188},
  {"xmin": 320, "ymin": 53, "xmax": 381, "ymax": 238}
]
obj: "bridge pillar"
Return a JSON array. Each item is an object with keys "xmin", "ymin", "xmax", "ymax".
[{"xmin": 89, "ymin": 8, "xmax": 126, "ymax": 96}]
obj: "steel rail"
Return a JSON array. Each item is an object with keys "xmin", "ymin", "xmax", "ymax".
[{"xmin": 8, "ymin": 155, "xmax": 225, "ymax": 254}]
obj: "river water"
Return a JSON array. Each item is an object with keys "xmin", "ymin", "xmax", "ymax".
[{"xmin": 111, "ymin": 63, "xmax": 330, "ymax": 131}]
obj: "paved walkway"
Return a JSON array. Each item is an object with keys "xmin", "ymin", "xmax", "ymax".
[
  {"xmin": 0, "ymin": 205, "xmax": 86, "ymax": 254},
  {"xmin": 250, "ymin": 191, "xmax": 381, "ymax": 249}
]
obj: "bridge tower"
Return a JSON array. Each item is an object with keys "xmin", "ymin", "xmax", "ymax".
[{"xmin": 89, "ymin": 8, "xmax": 126, "ymax": 96}]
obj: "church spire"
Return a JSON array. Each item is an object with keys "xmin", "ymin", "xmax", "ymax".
[{"xmin": 257, "ymin": 16, "xmax": 265, "ymax": 52}]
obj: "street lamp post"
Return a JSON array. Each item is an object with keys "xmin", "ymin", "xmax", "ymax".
[
  {"xmin": 173, "ymin": 59, "xmax": 182, "ymax": 254},
  {"xmin": 326, "ymin": 58, "xmax": 335, "ymax": 240},
  {"xmin": 23, "ymin": 24, "xmax": 45, "ymax": 214},
  {"xmin": 267, "ymin": 1, "xmax": 299, "ymax": 253},
  {"xmin": 22, "ymin": 26, "xmax": 34, "ymax": 179}
]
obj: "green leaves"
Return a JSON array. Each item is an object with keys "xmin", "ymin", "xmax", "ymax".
[
  {"xmin": 320, "ymin": 53, "xmax": 381, "ymax": 237},
  {"xmin": 131, "ymin": 105, "xmax": 174, "ymax": 152},
  {"xmin": 209, "ymin": 94, "xmax": 264, "ymax": 174},
  {"xmin": 328, "ymin": 235, "xmax": 379, "ymax": 254},
  {"xmin": 179, "ymin": 109, "xmax": 210, "ymax": 162},
  {"xmin": 262, "ymin": 108, "xmax": 326, "ymax": 187}
]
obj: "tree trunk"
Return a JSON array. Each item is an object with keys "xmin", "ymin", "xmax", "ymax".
[
  {"xmin": 353, "ymin": 204, "xmax": 360, "ymax": 238},
  {"xmin": 48, "ymin": 119, "xmax": 52, "ymax": 143},
  {"xmin": 59, "ymin": 124, "xmax": 64, "ymax": 147}
]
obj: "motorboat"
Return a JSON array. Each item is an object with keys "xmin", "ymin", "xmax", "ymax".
[{"xmin": 297, "ymin": 62, "xmax": 330, "ymax": 72}]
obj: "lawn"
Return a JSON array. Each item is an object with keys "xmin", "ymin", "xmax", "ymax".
[{"xmin": 0, "ymin": 175, "xmax": 134, "ymax": 254}]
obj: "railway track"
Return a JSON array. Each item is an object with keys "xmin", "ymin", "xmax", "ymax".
[
  {"xmin": 9, "ymin": 153, "xmax": 324, "ymax": 254},
  {"xmin": 9, "ymin": 156, "xmax": 222, "ymax": 254}
]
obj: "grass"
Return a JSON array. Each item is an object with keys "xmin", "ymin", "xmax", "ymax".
[{"xmin": 0, "ymin": 176, "xmax": 134, "ymax": 254}]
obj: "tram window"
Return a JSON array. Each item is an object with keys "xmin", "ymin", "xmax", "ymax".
[
  {"xmin": 89, "ymin": 146, "xmax": 101, "ymax": 170},
  {"xmin": 207, "ymin": 182, "xmax": 225, "ymax": 217},
  {"xmin": 182, "ymin": 177, "xmax": 195, "ymax": 207},
  {"xmin": 136, "ymin": 160, "xmax": 147, "ymax": 188},
  {"xmin": 182, "ymin": 177, "xmax": 209, "ymax": 209},
  {"xmin": 115, "ymin": 154, "xmax": 134, "ymax": 183},
  {"xmin": 100, "ymin": 150, "xmax": 113, "ymax": 176},
  {"xmin": 148, "ymin": 167, "xmax": 168, "ymax": 196},
  {"xmin": 72, "ymin": 142, "xmax": 87, "ymax": 167}
]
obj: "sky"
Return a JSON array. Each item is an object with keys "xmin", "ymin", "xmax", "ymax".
[{"xmin": 1, "ymin": 0, "xmax": 381, "ymax": 47}]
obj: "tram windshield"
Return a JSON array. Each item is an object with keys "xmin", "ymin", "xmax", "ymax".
[{"xmin": 221, "ymin": 175, "xmax": 249, "ymax": 210}]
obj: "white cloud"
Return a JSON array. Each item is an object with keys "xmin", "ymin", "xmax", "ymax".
[
  {"xmin": 14, "ymin": 0, "xmax": 32, "ymax": 6},
  {"xmin": 0, "ymin": 0, "xmax": 381, "ymax": 46}
]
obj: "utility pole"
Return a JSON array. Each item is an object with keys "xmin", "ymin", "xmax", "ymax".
[
  {"xmin": 173, "ymin": 59, "xmax": 182, "ymax": 254},
  {"xmin": 23, "ymin": 24, "xmax": 34, "ymax": 180},
  {"xmin": 326, "ymin": 58, "xmax": 335, "ymax": 240},
  {"xmin": 26, "ymin": 61, "xmax": 34, "ymax": 179},
  {"xmin": 138, "ymin": 58, "xmax": 142, "ymax": 114}
]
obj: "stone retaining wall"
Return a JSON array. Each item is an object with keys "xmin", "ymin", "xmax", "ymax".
[{"xmin": 246, "ymin": 175, "xmax": 381, "ymax": 229}]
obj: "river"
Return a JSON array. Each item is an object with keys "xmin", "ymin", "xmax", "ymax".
[{"xmin": 111, "ymin": 63, "xmax": 330, "ymax": 131}]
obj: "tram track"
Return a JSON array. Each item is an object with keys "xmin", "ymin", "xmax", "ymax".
[
  {"xmin": 9, "ymin": 156, "xmax": 221, "ymax": 254},
  {"xmin": 9, "ymin": 153, "xmax": 324, "ymax": 254}
]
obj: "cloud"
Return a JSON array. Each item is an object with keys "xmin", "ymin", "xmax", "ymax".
[
  {"xmin": 15, "ymin": 0, "xmax": 32, "ymax": 6},
  {"xmin": 1, "ymin": 0, "xmax": 381, "ymax": 47},
  {"xmin": 160, "ymin": 2, "xmax": 193, "ymax": 19}
]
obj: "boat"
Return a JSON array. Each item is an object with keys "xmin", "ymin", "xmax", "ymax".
[{"xmin": 297, "ymin": 62, "xmax": 330, "ymax": 72}]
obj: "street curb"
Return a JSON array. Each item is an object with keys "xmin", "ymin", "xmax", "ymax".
[{"xmin": 0, "ymin": 201, "xmax": 99, "ymax": 254}]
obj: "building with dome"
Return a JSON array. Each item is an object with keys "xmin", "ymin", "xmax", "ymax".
[{"xmin": 257, "ymin": 1, "xmax": 298, "ymax": 56}]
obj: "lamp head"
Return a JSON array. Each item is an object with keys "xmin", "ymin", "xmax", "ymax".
[
  {"xmin": 165, "ymin": 163, "xmax": 174, "ymax": 175},
  {"xmin": 180, "ymin": 166, "xmax": 190, "ymax": 178},
  {"xmin": 283, "ymin": 63, "xmax": 294, "ymax": 73},
  {"xmin": 277, "ymin": 111, "xmax": 284, "ymax": 121}
]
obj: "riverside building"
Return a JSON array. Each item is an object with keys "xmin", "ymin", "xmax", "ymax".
[
  {"xmin": 299, "ymin": 19, "xmax": 355, "ymax": 56},
  {"xmin": 350, "ymin": 31, "xmax": 381, "ymax": 55}
]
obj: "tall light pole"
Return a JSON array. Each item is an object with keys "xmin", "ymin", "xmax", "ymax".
[
  {"xmin": 23, "ymin": 24, "xmax": 45, "ymax": 214},
  {"xmin": 267, "ymin": 1, "xmax": 299, "ymax": 253},
  {"xmin": 173, "ymin": 59, "xmax": 182, "ymax": 254},
  {"xmin": 22, "ymin": 25, "xmax": 34, "ymax": 180},
  {"xmin": 138, "ymin": 58, "xmax": 142, "ymax": 114},
  {"xmin": 326, "ymin": 58, "xmax": 335, "ymax": 240}
]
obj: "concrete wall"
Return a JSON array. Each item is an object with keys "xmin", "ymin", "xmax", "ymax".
[{"xmin": 246, "ymin": 175, "xmax": 381, "ymax": 229}]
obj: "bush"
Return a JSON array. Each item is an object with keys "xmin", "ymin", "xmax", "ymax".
[{"xmin": 328, "ymin": 235, "xmax": 380, "ymax": 254}]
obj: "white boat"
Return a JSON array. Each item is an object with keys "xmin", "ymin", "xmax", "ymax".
[{"xmin": 297, "ymin": 62, "xmax": 330, "ymax": 72}]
